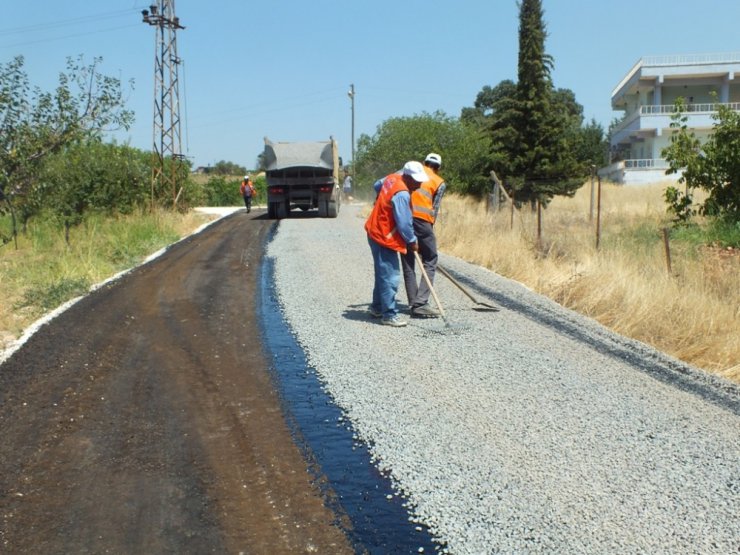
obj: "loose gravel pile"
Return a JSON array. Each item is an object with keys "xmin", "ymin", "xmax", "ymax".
[{"xmin": 266, "ymin": 204, "xmax": 740, "ymax": 554}]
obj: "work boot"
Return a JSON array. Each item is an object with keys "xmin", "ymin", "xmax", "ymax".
[
  {"xmin": 380, "ymin": 316, "xmax": 407, "ymax": 327},
  {"xmin": 411, "ymin": 304, "xmax": 440, "ymax": 318}
]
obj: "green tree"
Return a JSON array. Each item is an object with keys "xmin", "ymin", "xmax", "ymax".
[
  {"xmin": 507, "ymin": 0, "xmax": 583, "ymax": 205},
  {"xmin": 575, "ymin": 118, "xmax": 609, "ymax": 169},
  {"xmin": 38, "ymin": 140, "xmax": 151, "ymax": 243},
  {"xmin": 662, "ymin": 99, "xmax": 740, "ymax": 223},
  {"xmin": 463, "ymin": 81, "xmax": 600, "ymax": 196},
  {"xmin": 354, "ymin": 111, "xmax": 492, "ymax": 197},
  {"xmin": 460, "ymin": 80, "xmax": 517, "ymax": 130},
  {"xmin": 0, "ymin": 55, "xmax": 133, "ymax": 242},
  {"xmin": 201, "ymin": 176, "xmax": 242, "ymax": 206},
  {"xmin": 212, "ymin": 160, "xmax": 247, "ymax": 176},
  {"xmin": 459, "ymin": 0, "xmax": 586, "ymax": 206}
]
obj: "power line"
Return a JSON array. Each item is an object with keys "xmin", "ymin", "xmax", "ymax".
[
  {"xmin": 0, "ymin": 9, "xmax": 139, "ymax": 37},
  {"xmin": 187, "ymin": 94, "xmax": 345, "ymax": 130},
  {"xmin": 0, "ymin": 24, "xmax": 141, "ymax": 50}
]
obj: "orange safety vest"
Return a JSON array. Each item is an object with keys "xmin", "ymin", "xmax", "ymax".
[
  {"xmin": 240, "ymin": 180, "xmax": 255, "ymax": 196},
  {"xmin": 365, "ymin": 174, "xmax": 410, "ymax": 253},
  {"xmin": 411, "ymin": 167, "xmax": 444, "ymax": 223}
]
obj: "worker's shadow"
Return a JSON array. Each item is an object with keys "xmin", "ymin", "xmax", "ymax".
[{"xmin": 343, "ymin": 304, "xmax": 375, "ymax": 322}]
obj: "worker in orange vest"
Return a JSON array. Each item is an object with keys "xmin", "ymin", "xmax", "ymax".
[
  {"xmin": 402, "ymin": 153, "xmax": 447, "ymax": 318},
  {"xmin": 240, "ymin": 175, "xmax": 256, "ymax": 213},
  {"xmin": 365, "ymin": 161, "xmax": 427, "ymax": 327}
]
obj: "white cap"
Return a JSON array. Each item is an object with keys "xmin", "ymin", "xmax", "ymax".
[
  {"xmin": 424, "ymin": 153, "xmax": 442, "ymax": 167},
  {"xmin": 402, "ymin": 161, "xmax": 427, "ymax": 183},
  {"xmin": 244, "ymin": 175, "xmax": 249, "ymax": 179}
]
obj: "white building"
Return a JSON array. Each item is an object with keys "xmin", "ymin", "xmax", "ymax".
[{"xmin": 600, "ymin": 52, "xmax": 740, "ymax": 184}]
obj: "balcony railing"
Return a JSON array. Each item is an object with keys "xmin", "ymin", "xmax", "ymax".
[
  {"xmin": 623, "ymin": 158, "xmax": 670, "ymax": 170},
  {"xmin": 597, "ymin": 159, "xmax": 672, "ymax": 180},
  {"xmin": 641, "ymin": 52, "xmax": 740, "ymax": 66},
  {"xmin": 640, "ymin": 102, "xmax": 740, "ymax": 115},
  {"xmin": 611, "ymin": 102, "xmax": 740, "ymax": 135}
]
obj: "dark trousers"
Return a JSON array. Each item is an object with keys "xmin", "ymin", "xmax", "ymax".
[
  {"xmin": 401, "ymin": 219, "xmax": 437, "ymax": 309},
  {"xmin": 243, "ymin": 195, "xmax": 252, "ymax": 212}
]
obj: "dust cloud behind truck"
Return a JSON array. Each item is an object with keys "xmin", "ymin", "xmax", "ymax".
[{"xmin": 263, "ymin": 137, "xmax": 341, "ymax": 219}]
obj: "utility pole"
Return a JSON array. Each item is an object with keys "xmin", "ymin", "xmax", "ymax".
[
  {"xmin": 347, "ymin": 84, "xmax": 355, "ymax": 176},
  {"xmin": 142, "ymin": 1, "xmax": 185, "ymax": 208}
]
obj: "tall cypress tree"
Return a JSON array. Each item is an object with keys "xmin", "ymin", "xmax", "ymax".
[{"xmin": 511, "ymin": 0, "xmax": 582, "ymax": 205}]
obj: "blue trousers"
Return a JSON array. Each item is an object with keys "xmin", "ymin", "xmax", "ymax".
[{"xmin": 368, "ymin": 237, "xmax": 401, "ymax": 319}]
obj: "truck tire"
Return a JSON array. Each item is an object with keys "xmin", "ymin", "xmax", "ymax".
[
  {"xmin": 327, "ymin": 200, "xmax": 338, "ymax": 218},
  {"xmin": 269, "ymin": 201, "xmax": 288, "ymax": 219}
]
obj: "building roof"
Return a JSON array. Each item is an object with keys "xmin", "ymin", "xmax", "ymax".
[{"xmin": 611, "ymin": 52, "xmax": 740, "ymax": 104}]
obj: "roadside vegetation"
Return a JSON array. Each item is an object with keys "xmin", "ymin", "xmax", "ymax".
[
  {"xmin": 436, "ymin": 183, "xmax": 739, "ymax": 381},
  {"xmin": 190, "ymin": 172, "xmax": 267, "ymax": 207},
  {"xmin": 0, "ymin": 208, "xmax": 214, "ymax": 346}
]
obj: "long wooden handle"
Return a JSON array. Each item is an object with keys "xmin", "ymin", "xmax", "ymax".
[
  {"xmin": 414, "ymin": 251, "xmax": 446, "ymax": 320},
  {"xmin": 437, "ymin": 264, "xmax": 478, "ymax": 303}
]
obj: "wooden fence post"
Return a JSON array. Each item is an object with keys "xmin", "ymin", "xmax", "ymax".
[
  {"xmin": 662, "ymin": 227, "xmax": 673, "ymax": 274},
  {"xmin": 488, "ymin": 181, "xmax": 499, "ymax": 213},
  {"xmin": 595, "ymin": 175, "xmax": 602, "ymax": 250},
  {"xmin": 488, "ymin": 170, "xmax": 511, "ymax": 214},
  {"xmin": 536, "ymin": 198, "xmax": 543, "ymax": 252},
  {"xmin": 510, "ymin": 189, "xmax": 515, "ymax": 230},
  {"xmin": 589, "ymin": 165, "xmax": 596, "ymax": 223}
]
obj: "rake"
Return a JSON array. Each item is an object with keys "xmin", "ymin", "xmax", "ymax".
[{"xmin": 436, "ymin": 264, "xmax": 500, "ymax": 312}]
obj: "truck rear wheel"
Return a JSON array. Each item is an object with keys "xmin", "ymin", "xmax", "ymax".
[
  {"xmin": 269, "ymin": 201, "xmax": 288, "ymax": 219},
  {"xmin": 327, "ymin": 200, "xmax": 338, "ymax": 218}
]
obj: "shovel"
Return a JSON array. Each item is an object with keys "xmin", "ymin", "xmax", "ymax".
[{"xmin": 437, "ymin": 264, "xmax": 500, "ymax": 312}]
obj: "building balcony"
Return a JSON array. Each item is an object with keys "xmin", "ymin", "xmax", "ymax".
[
  {"xmin": 612, "ymin": 52, "xmax": 740, "ymax": 103},
  {"xmin": 598, "ymin": 159, "xmax": 676, "ymax": 185},
  {"xmin": 610, "ymin": 102, "xmax": 740, "ymax": 145}
]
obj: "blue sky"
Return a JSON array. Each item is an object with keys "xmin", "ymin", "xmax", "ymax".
[{"xmin": 2, "ymin": 1, "xmax": 739, "ymax": 170}]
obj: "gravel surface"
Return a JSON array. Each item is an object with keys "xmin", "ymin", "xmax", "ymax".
[{"xmin": 266, "ymin": 203, "xmax": 740, "ymax": 554}]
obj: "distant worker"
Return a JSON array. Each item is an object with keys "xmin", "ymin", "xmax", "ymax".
[
  {"xmin": 343, "ymin": 173, "xmax": 353, "ymax": 200},
  {"xmin": 365, "ymin": 161, "xmax": 427, "ymax": 327},
  {"xmin": 402, "ymin": 153, "xmax": 447, "ymax": 318},
  {"xmin": 240, "ymin": 175, "xmax": 256, "ymax": 213}
]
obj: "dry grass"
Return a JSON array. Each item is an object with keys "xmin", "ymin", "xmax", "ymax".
[{"xmin": 435, "ymin": 182, "xmax": 739, "ymax": 383}]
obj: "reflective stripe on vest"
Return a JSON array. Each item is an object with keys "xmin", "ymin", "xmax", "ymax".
[
  {"xmin": 365, "ymin": 174, "xmax": 409, "ymax": 253},
  {"xmin": 411, "ymin": 167, "xmax": 444, "ymax": 223}
]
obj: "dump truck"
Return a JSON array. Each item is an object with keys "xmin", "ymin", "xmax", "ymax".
[{"xmin": 263, "ymin": 137, "xmax": 341, "ymax": 219}]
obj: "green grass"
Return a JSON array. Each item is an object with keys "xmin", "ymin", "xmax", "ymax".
[
  {"xmin": 15, "ymin": 277, "xmax": 91, "ymax": 314},
  {"xmin": 670, "ymin": 218, "xmax": 740, "ymax": 248},
  {"xmin": 0, "ymin": 208, "xmax": 211, "ymax": 336}
]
